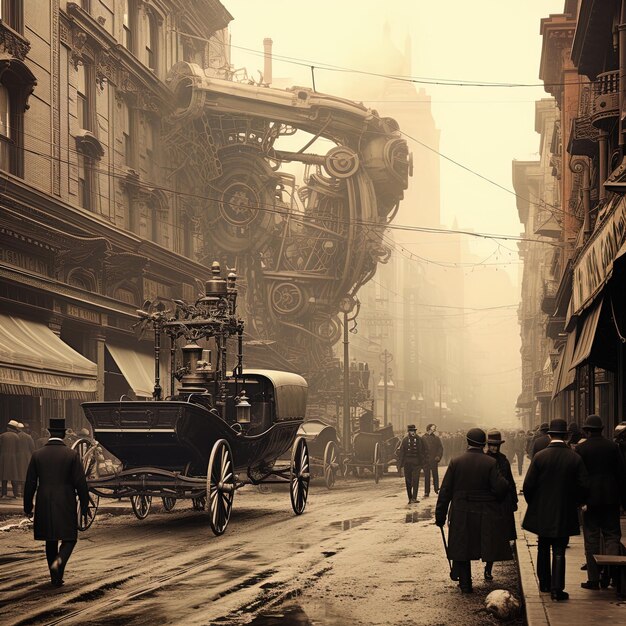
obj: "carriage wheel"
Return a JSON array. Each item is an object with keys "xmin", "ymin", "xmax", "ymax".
[
  {"xmin": 207, "ymin": 439, "xmax": 235, "ymax": 536},
  {"xmin": 162, "ymin": 496, "xmax": 176, "ymax": 512},
  {"xmin": 290, "ymin": 437, "xmax": 310, "ymax": 515},
  {"xmin": 373, "ymin": 442, "xmax": 382, "ymax": 484},
  {"xmin": 72, "ymin": 438, "xmax": 100, "ymax": 531},
  {"xmin": 323, "ymin": 441, "xmax": 338, "ymax": 489},
  {"xmin": 191, "ymin": 496, "xmax": 206, "ymax": 511},
  {"xmin": 130, "ymin": 494, "xmax": 152, "ymax": 520}
]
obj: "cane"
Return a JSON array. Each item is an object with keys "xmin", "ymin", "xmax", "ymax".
[{"xmin": 439, "ymin": 525, "xmax": 456, "ymax": 580}]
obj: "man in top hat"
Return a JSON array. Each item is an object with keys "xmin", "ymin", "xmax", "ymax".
[
  {"xmin": 530, "ymin": 422, "xmax": 550, "ymax": 459},
  {"xmin": 435, "ymin": 428, "xmax": 511, "ymax": 594},
  {"xmin": 397, "ymin": 424, "xmax": 427, "ymax": 504},
  {"xmin": 576, "ymin": 414, "xmax": 626, "ymax": 590},
  {"xmin": 483, "ymin": 429, "xmax": 518, "ymax": 582},
  {"xmin": 16, "ymin": 422, "xmax": 35, "ymax": 497},
  {"xmin": 23, "ymin": 418, "xmax": 90, "ymax": 587},
  {"xmin": 0, "ymin": 420, "xmax": 21, "ymax": 498},
  {"xmin": 523, "ymin": 418, "xmax": 589, "ymax": 601},
  {"xmin": 422, "ymin": 423, "xmax": 444, "ymax": 497}
]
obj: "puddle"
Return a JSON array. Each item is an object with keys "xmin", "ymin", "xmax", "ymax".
[
  {"xmin": 405, "ymin": 507, "xmax": 433, "ymax": 523},
  {"xmin": 329, "ymin": 516, "xmax": 371, "ymax": 531},
  {"xmin": 249, "ymin": 602, "xmax": 345, "ymax": 625}
]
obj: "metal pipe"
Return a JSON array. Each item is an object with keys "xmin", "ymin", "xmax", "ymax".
[{"xmin": 343, "ymin": 312, "xmax": 350, "ymax": 452}]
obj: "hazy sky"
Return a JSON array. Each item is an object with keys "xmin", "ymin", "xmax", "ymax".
[{"xmin": 225, "ymin": 0, "xmax": 564, "ymax": 276}]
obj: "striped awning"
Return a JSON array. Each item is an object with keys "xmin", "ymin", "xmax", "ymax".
[
  {"xmin": 0, "ymin": 314, "xmax": 97, "ymax": 399},
  {"xmin": 570, "ymin": 298, "xmax": 603, "ymax": 370},
  {"xmin": 552, "ymin": 329, "xmax": 577, "ymax": 400}
]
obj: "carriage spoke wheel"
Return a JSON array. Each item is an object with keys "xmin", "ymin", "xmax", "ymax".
[
  {"xmin": 323, "ymin": 441, "xmax": 338, "ymax": 489},
  {"xmin": 72, "ymin": 438, "xmax": 99, "ymax": 531},
  {"xmin": 130, "ymin": 494, "xmax": 152, "ymax": 520},
  {"xmin": 207, "ymin": 439, "xmax": 235, "ymax": 536},
  {"xmin": 162, "ymin": 496, "xmax": 176, "ymax": 512},
  {"xmin": 374, "ymin": 442, "xmax": 382, "ymax": 484},
  {"xmin": 192, "ymin": 496, "xmax": 206, "ymax": 511},
  {"xmin": 290, "ymin": 437, "xmax": 310, "ymax": 515}
]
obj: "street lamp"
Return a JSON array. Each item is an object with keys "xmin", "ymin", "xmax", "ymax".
[
  {"xmin": 338, "ymin": 296, "xmax": 358, "ymax": 451},
  {"xmin": 378, "ymin": 349, "xmax": 394, "ymax": 427}
]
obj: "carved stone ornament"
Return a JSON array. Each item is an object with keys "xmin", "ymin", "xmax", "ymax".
[
  {"xmin": 70, "ymin": 31, "xmax": 88, "ymax": 70},
  {"xmin": 74, "ymin": 130, "xmax": 105, "ymax": 159},
  {"xmin": 0, "ymin": 23, "xmax": 31, "ymax": 60}
]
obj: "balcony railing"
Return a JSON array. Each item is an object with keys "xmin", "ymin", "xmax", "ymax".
[{"xmin": 590, "ymin": 70, "xmax": 619, "ymax": 130}]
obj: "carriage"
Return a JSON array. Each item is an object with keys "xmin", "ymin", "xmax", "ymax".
[
  {"xmin": 296, "ymin": 420, "xmax": 340, "ymax": 489},
  {"xmin": 341, "ymin": 424, "xmax": 400, "ymax": 482},
  {"xmin": 74, "ymin": 263, "xmax": 310, "ymax": 536}
]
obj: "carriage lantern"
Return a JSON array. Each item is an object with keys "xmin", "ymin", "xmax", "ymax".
[{"xmin": 235, "ymin": 391, "xmax": 251, "ymax": 424}]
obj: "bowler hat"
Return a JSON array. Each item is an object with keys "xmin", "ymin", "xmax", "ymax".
[
  {"xmin": 582, "ymin": 414, "xmax": 603, "ymax": 431},
  {"xmin": 466, "ymin": 427, "xmax": 486, "ymax": 446},
  {"xmin": 7, "ymin": 419, "xmax": 20, "ymax": 429},
  {"xmin": 49, "ymin": 418, "xmax": 66, "ymax": 431},
  {"xmin": 547, "ymin": 418, "xmax": 568, "ymax": 435},
  {"xmin": 487, "ymin": 429, "xmax": 504, "ymax": 445},
  {"xmin": 407, "ymin": 424, "xmax": 416, "ymax": 431}
]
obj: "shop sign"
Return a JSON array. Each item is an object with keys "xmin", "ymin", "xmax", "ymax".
[{"xmin": 573, "ymin": 197, "xmax": 626, "ymax": 314}]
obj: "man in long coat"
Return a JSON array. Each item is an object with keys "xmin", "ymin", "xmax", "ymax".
[
  {"xmin": 530, "ymin": 422, "xmax": 550, "ymax": 458},
  {"xmin": 0, "ymin": 420, "xmax": 21, "ymax": 498},
  {"xmin": 397, "ymin": 424, "xmax": 426, "ymax": 504},
  {"xmin": 435, "ymin": 427, "xmax": 511, "ymax": 593},
  {"xmin": 576, "ymin": 414, "xmax": 626, "ymax": 590},
  {"xmin": 423, "ymin": 423, "xmax": 444, "ymax": 497},
  {"xmin": 523, "ymin": 418, "xmax": 589, "ymax": 601},
  {"xmin": 23, "ymin": 418, "xmax": 90, "ymax": 586},
  {"xmin": 16, "ymin": 422, "xmax": 35, "ymax": 496}
]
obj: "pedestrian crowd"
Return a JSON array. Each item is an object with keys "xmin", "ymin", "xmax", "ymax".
[{"xmin": 406, "ymin": 416, "xmax": 626, "ymax": 602}]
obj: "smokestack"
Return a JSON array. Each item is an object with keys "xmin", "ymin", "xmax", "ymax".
[{"xmin": 263, "ymin": 37, "xmax": 273, "ymax": 85}]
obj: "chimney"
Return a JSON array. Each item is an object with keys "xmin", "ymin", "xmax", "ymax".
[{"xmin": 263, "ymin": 37, "xmax": 273, "ymax": 85}]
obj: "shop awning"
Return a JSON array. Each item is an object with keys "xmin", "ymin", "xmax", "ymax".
[
  {"xmin": 106, "ymin": 344, "xmax": 156, "ymax": 399},
  {"xmin": 552, "ymin": 329, "xmax": 577, "ymax": 399},
  {"xmin": 570, "ymin": 298, "xmax": 603, "ymax": 370},
  {"xmin": 0, "ymin": 314, "xmax": 97, "ymax": 399}
]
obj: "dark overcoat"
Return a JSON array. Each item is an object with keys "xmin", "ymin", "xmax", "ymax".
[
  {"xmin": 530, "ymin": 433, "xmax": 550, "ymax": 458},
  {"xmin": 522, "ymin": 442, "xmax": 589, "ymax": 538},
  {"xmin": 23, "ymin": 440, "xmax": 90, "ymax": 541},
  {"xmin": 486, "ymin": 450, "xmax": 518, "ymax": 540},
  {"xmin": 397, "ymin": 434, "xmax": 426, "ymax": 468},
  {"xmin": 0, "ymin": 429, "xmax": 20, "ymax": 481},
  {"xmin": 422, "ymin": 433, "xmax": 443, "ymax": 466},
  {"xmin": 435, "ymin": 448, "xmax": 512, "ymax": 562},
  {"xmin": 17, "ymin": 431, "xmax": 35, "ymax": 481},
  {"xmin": 576, "ymin": 434, "xmax": 626, "ymax": 508}
]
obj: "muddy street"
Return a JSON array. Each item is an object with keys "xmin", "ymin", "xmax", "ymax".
[{"xmin": 0, "ymin": 475, "xmax": 522, "ymax": 626}]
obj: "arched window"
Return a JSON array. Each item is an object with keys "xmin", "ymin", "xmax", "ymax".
[{"xmin": 0, "ymin": 59, "xmax": 37, "ymax": 177}]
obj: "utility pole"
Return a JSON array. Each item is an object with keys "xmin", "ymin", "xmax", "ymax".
[
  {"xmin": 379, "ymin": 349, "xmax": 393, "ymax": 427},
  {"xmin": 342, "ymin": 310, "xmax": 350, "ymax": 452}
]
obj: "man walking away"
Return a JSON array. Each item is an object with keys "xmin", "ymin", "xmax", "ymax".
[
  {"xmin": 397, "ymin": 424, "xmax": 426, "ymax": 504},
  {"xmin": 24, "ymin": 418, "xmax": 90, "ymax": 587},
  {"xmin": 423, "ymin": 423, "xmax": 443, "ymax": 497},
  {"xmin": 514, "ymin": 430, "xmax": 526, "ymax": 476},
  {"xmin": 484, "ymin": 429, "xmax": 518, "ymax": 582},
  {"xmin": 0, "ymin": 420, "xmax": 21, "ymax": 498},
  {"xmin": 576, "ymin": 414, "xmax": 626, "ymax": 590},
  {"xmin": 523, "ymin": 419, "xmax": 589, "ymax": 601},
  {"xmin": 435, "ymin": 428, "xmax": 511, "ymax": 594},
  {"xmin": 530, "ymin": 423, "xmax": 550, "ymax": 459},
  {"xmin": 16, "ymin": 422, "xmax": 35, "ymax": 497}
]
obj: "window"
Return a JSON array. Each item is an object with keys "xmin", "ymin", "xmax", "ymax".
[
  {"xmin": 0, "ymin": 84, "xmax": 9, "ymax": 167},
  {"xmin": 122, "ymin": 0, "xmax": 136, "ymax": 53},
  {"xmin": 146, "ymin": 11, "xmax": 158, "ymax": 71},
  {"xmin": 145, "ymin": 118, "xmax": 159, "ymax": 180},
  {"xmin": 76, "ymin": 63, "xmax": 92, "ymax": 131},
  {"xmin": 77, "ymin": 153, "xmax": 93, "ymax": 210},
  {"xmin": 120, "ymin": 99, "xmax": 134, "ymax": 168},
  {"xmin": 0, "ymin": 0, "xmax": 22, "ymax": 33}
]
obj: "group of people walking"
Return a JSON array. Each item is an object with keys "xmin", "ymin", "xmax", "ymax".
[
  {"xmin": 429, "ymin": 416, "xmax": 626, "ymax": 601},
  {"xmin": 0, "ymin": 419, "xmax": 35, "ymax": 498}
]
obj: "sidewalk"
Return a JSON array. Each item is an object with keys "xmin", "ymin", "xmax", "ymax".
[{"xmin": 513, "ymin": 464, "xmax": 626, "ymax": 625}]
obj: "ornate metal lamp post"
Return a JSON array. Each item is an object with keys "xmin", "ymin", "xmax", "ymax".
[{"xmin": 339, "ymin": 296, "xmax": 358, "ymax": 451}]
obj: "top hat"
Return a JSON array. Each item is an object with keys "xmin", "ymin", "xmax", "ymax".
[
  {"xmin": 547, "ymin": 418, "xmax": 568, "ymax": 436},
  {"xmin": 467, "ymin": 427, "xmax": 486, "ymax": 446},
  {"xmin": 407, "ymin": 424, "xmax": 417, "ymax": 431},
  {"xmin": 49, "ymin": 418, "xmax": 66, "ymax": 431},
  {"xmin": 7, "ymin": 419, "xmax": 20, "ymax": 429},
  {"xmin": 582, "ymin": 414, "xmax": 603, "ymax": 431},
  {"xmin": 486, "ymin": 429, "xmax": 504, "ymax": 445}
]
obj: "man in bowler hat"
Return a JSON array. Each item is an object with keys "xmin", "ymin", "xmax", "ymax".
[
  {"xmin": 23, "ymin": 418, "xmax": 90, "ymax": 586},
  {"xmin": 576, "ymin": 414, "xmax": 626, "ymax": 590},
  {"xmin": 397, "ymin": 424, "xmax": 426, "ymax": 504},
  {"xmin": 435, "ymin": 428, "xmax": 511, "ymax": 593},
  {"xmin": 523, "ymin": 418, "xmax": 589, "ymax": 601}
]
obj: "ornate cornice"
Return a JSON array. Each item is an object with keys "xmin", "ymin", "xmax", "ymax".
[{"xmin": 0, "ymin": 22, "xmax": 31, "ymax": 60}]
